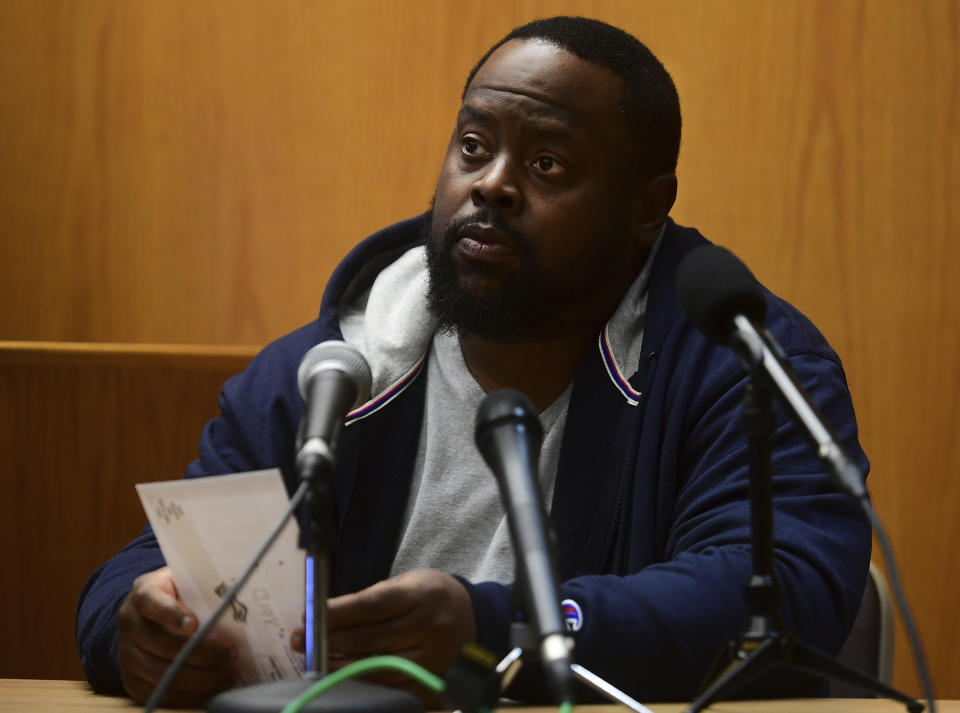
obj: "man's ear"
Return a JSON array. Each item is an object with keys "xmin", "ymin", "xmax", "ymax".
[{"xmin": 632, "ymin": 173, "xmax": 678, "ymax": 235}]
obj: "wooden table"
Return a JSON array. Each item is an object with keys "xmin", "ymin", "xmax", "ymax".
[{"xmin": 1, "ymin": 679, "xmax": 955, "ymax": 713}]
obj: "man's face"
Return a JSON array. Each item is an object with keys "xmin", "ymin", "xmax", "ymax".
[{"xmin": 426, "ymin": 39, "xmax": 642, "ymax": 343}]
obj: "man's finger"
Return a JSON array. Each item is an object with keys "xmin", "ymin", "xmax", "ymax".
[
  {"xmin": 290, "ymin": 627, "xmax": 305, "ymax": 653},
  {"xmin": 131, "ymin": 618, "xmax": 236, "ymax": 669},
  {"xmin": 127, "ymin": 570, "xmax": 197, "ymax": 635},
  {"xmin": 121, "ymin": 615, "xmax": 189, "ymax": 662},
  {"xmin": 327, "ymin": 615, "xmax": 420, "ymax": 657},
  {"xmin": 120, "ymin": 638, "xmax": 235, "ymax": 705},
  {"xmin": 327, "ymin": 580, "xmax": 416, "ymax": 630}
]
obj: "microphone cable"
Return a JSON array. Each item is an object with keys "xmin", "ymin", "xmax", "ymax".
[
  {"xmin": 860, "ymin": 496, "xmax": 937, "ymax": 713},
  {"xmin": 142, "ymin": 479, "xmax": 310, "ymax": 713}
]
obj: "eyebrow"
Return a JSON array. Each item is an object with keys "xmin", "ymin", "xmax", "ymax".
[
  {"xmin": 457, "ymin": 103, "xmax": 495, "ymax": 124},
  {"xmin": 457, "ymin": 103, "xmax": 583, "ymax": 145}
]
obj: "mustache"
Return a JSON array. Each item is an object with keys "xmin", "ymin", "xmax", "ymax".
[{"xmin": 439, "ymin": 210, "xmax": 533, "ymax": 255}]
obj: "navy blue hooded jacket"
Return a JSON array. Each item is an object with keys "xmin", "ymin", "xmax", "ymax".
[{"xmin": 77, "ymin": 215, "xmax": 870, "ymax": 701}]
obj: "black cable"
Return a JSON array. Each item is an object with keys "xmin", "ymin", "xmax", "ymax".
[
  {"xmin": 142, "ymin": 479, "xmax": 310, "ymax": 713},
  {"xmin": 861, "ymin": 495, "xmax": 937, "ymax": 713}
]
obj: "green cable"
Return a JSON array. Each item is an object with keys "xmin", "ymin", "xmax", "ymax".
[
  {"xmin": 276, "ymin": 653, "xmax": 574, "ymax": 713},
  {"xmin": 279, "ymin": 656, "xmax": 445, "ymax": 713}
]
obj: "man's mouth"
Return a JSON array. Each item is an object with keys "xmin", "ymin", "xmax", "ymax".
[{"xmin": 454, "ymin": 223, "xmax": 520, "ymax": 261}]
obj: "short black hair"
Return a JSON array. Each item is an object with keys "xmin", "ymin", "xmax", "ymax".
[{"xmin": 463, "ymin": 16, "xmax": 681, "ymax": 177}]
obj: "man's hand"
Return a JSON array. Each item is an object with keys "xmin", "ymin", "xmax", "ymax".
[
  {"xmin": 116, "ymin": 566, "xmax": 237, "ymax": 706},
  {"xmin": 290, "ymin": 569, "xmax": 476, "ymax": 703}
]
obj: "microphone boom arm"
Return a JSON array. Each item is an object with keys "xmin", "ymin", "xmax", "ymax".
[{"xmin": 730, "ymin": 314, "xmax": 867, "ymax": 500}]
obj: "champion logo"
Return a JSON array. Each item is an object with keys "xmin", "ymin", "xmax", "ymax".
[{"xmin": 561, "ymin": 599, "xmax": 583, "ymax": 633}]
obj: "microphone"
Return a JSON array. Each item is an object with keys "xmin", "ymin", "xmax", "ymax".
[
  {"xmin": 675, "ymin": 245, "xmax": 866, "ymax": 500},
  {"xmin": 295, "ymin": 340, "xmax": 372, "ymax": 480},
  {"xmin": 475, "ymin": 389, "xmax": 574, "ymax": 703}
]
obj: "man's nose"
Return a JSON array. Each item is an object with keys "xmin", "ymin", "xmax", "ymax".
[{"xmin": 470, "ymin": 155, "xmax": 522, "ymax": 213}]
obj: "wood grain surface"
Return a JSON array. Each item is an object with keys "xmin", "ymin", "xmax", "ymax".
[
  {"xmin": 0, "ymin": 345, "xmax": 254, "ymax": 681},
  {"xmin": 0, "ymin": 679, "xmax": 957, "ymax": 713}
]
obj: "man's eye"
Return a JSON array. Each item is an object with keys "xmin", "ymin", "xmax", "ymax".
[
  {"xmin": 533, "ymin": 156, "xmax": 559, "ymax": 173},
  {"xmin": 461, "ymin": 138, "xmax": 483, "ymax": 156}
]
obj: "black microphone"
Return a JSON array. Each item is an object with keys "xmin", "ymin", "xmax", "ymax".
[
  {"xmin": 475, "ymin": 389, "xmax": 574, "ymax": 703},
  {"xmin": 675, "ymin": 245, "xmax": 866, "ymax": 500},
  {"xmin": 295, "ymin": 340, "xmax": 372, "ymax": 480}
]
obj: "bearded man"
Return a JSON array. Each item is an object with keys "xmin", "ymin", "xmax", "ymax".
[{"xmin": 77, "ymin": 16, "xmax": 870, "ymax": 707}]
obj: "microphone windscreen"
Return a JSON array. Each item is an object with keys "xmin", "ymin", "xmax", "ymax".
[
  {"xmin": 475, "ymin": 388, "xmax": 542, "ymax": 446},
  {"xmin": 296, "ymin": 340, "xmax": 372, "ymax": 407},
  {"xmin": 675, "ymin": 245, "xmax": 767, "ymax": 343}
]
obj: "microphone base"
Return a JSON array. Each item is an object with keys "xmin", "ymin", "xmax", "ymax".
[
  {"xmin": 496, "ymin": 645, "xmax": 653, "ymax": 713},
  {"xmin": 207, "ymin": 677, "xmax": 424, "ymax": 713}
]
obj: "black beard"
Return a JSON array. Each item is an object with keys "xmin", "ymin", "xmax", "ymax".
[{"xmin": 423, "ymin": 209, "xmax": 550, "ymax": 343}]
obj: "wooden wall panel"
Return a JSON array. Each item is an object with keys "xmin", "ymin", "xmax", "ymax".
[
  {"xmin": 0, "ymin": 344, "xmax": 254, "ymax": 680},
  {"xmin": 0, "ymin": 0, "xmax": 957, "ymax": 699},
  {"xmin": 657, "ymin": 2, "xmax": 960, "ymax": 700},
  {"xmin": 0, "ymin": 0, "xmax": 475, "ymax": 346}
]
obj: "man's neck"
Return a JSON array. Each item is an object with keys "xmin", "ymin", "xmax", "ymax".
[{"xmin": 457, "ymin": 327, "xmax": 598, "ymax": 412}]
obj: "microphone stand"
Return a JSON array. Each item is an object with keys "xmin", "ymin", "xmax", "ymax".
[
  {"xmin": 494, "ymin": 615, "xmax": 655, "ymax": 713},
  {"xmin": 207, "ymin": 449, "xmax": 422, "ymax": 713},
  {"xmin": 475, "ymin": 389, "xmax": 654, "ymax": 713},
  {"xmin": 685, "ymin": 347, "xmax": 922, "ymax": 713}
]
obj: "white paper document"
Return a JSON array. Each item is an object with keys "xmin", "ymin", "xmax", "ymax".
[{"xmin": 136, "ymin": 469, "xmax": 306, "ymax": 684}]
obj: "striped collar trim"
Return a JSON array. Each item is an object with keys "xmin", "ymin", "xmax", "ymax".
[
  {"xmin": 345, "ymin": 353, "xmax": 427, "ymax": 425},
  {"xmin": 599, "ymin": 324, "xmax": 642, "ymax": 406},
  {"xmin": 344, "ymin": 325, "xmax": 640, "ymax": 419}
]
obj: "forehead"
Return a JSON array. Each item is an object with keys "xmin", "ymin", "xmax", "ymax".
[{"xmin": 463, "ymin": 39, "xmax": 627, "ymax": 139}]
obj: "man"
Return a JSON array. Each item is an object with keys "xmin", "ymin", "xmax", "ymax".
[{"xmin": 77, "ymin": 16, "xmax": 870, "ymax": 706}]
